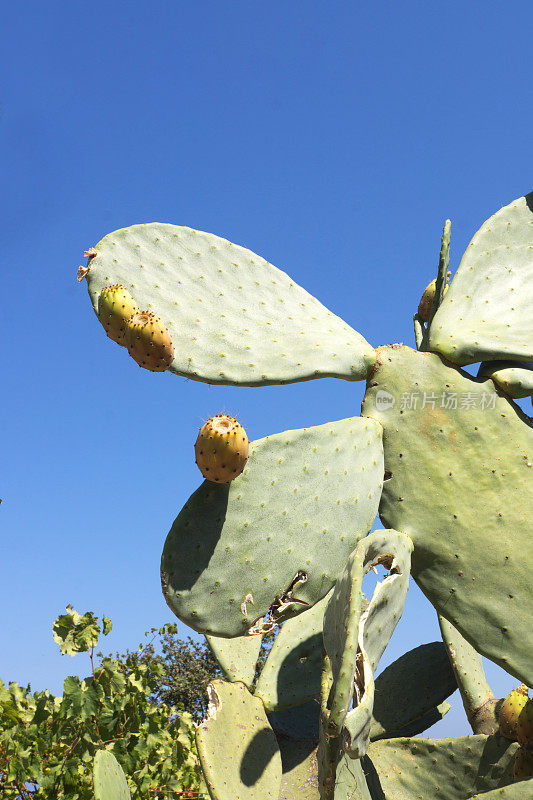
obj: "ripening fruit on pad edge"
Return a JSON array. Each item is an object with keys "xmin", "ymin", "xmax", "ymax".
[
  {"xmin": 499, "ymin": 684, "xmax": 529, "ymax": 740},
  {"xmin": 97, "ymin": 285, "xmax": 139, "ymax": 346},
  {"xmin": 195, "ymin": 414, "xmax": 249, "ymax": 483},
  {"xmin": 124, "ymin": 311, "xmax": 174, "ymax": 372},
  {"xmin": 517, "ymin": 697, "xmax": 533, "ymax": 747},
  {"xmin": 514, "ymin": 746, "xmax": 533, "ymax": 780},
  {"xmin": 418, "ymin": 271, "xmax": 450, "ymax": 323}
]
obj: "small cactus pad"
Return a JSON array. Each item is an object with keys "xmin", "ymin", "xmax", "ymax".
[
  {"xmin": 499, "ymin": 686, "xmax": 529, "ymax": 741},
  {"xmin": 85, "ymin": 223, "xmax": 375, "ymax": 385},
  {"xmin": 369, "ymin": 642, "xmax": 456, "ymax": 741},
  {"xmin": 195, "ymin": 414, "xmax": 249, "ymax": 483},
  {"xmin": 196, "ymin": 680, "xmax": 281, "ymax": 800},
  {"xmin": 255, "ymin": 591, "xmax": 331, "ymax": 712},
  {"xmin": 362, "ymin": 345, "xmax": 533, "ymax": 686},
  {"xmin": 124, "ymin": 310, "xmax": 174, "ymax": 371},
  {"xmin": 322, "ymin": 529, "xmax": 412, "ymax": 742},
  {"xmin": 478, "ymin": 361, "xmax": 533, "ymax": 399},
  {"xmin": 97, "ymin": 284, "xmax": 138, "ymax": 346},
  {"xmin": 517, "ymin": 699, "xmax": 533, "ymax": 747},
  {"xmin": 365, "ymin": 735, "xmax": 518, "ymax": 800},
  {"xmin": 428, "ymin": 193, "xmax": 533, "ymax": 365},
  {"xmin": 93, "ymin": 749, "xmax": 131, "ymax": 800},
  {"xmin": 514, "ymin": 747, "xmax": 533, "ymax": 781},
  {"xmin": 161, "ymin": 417, "xmax": 383, "ymax": 637},
  {"xmin": 205, "ymin": 631, "xmax": 262, "ymax": 690}
]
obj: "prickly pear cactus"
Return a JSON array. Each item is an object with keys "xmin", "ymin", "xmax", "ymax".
[
  {"xmin": 80, "ymin": 192, "xmax": 533, "ymax": 799},
  {"xmin": 93, "ymin": 750, "xmax": 131, "ymax": 800}
]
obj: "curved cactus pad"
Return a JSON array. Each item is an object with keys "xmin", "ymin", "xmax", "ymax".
[
  {"xmin": 196, "ymin": 680, "xmax": 281, "ymax": 800},
  {"xmin": 255, "ymin": 592, "xmax": 331, "ymax": 712},
  {"xmin": 206, "ymin": 632, "xmax": 263, "ymax": 690},
  {"xmin": 93, "ymin": 750, "xmax": 131, "ymax": 800},
  {"xmin": 362, "ymin": 345, "xmax": 533, "ymax": 686},
  {"xmin": 85, "ymin": 224, "xmax": 375, "ymax": 385},
  {"xmin": 364, "ymin": 735, "xmax": 518, "ymax": 800},
  {"xmin": 161, "ymin": 417, "xmax": 383, "ymax": 637},
  {"xmin": 428, "ymin": 193, "xmax": 533, "ymax": 365},
  {"xmin": 334, "ymin": 754, "xmax": 372, "ymax": 800},
  {"xmin": 478, "ymin": 361, "xmax": 533, "ymax": 399},
  {"xmin": 369, "ymin": 642, "xmax": 456, "ymax": 741},
  {"xmin": 323, "ymin": 529, "xmax": 412, "ymax": 746},
  {"xmin": 268, "ymin": 700, "xmax": 320, "ymax": 742}
]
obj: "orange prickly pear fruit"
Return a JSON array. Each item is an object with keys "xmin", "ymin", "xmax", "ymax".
[
  {"xmin": 517, "ymin": 697, "xmax": 533, "ymax": 747},
  {"xmin": 514, "ymin": 746, "xmax": 533, "ymax": 780},
  {"xmin": 195, "ymin": 414, "xmax": 249, "ymax": 484},
  {"xmin": 418, "ymin": 271, "xmax": 451, "ymax": 323},
  {"xmin": 97, "ymin": 285, "xmax": 139, "ymax": 346},
  {"xmin": 124, "ymin": 311, "xmax": 174, "ymax": 372},
  {"xmin": 499, "ymin": 684, "xmax": 529, "ymax": 740}
]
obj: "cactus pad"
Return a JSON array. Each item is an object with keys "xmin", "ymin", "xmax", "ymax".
[
  {"xmin": 196, "ymin": 680, "xmax": 281, "ymax": 800},
  {"xmin": 161, "ymin": 417, "xmax": 383, "ymax": 636},
  {"xmin": 477, "ymin": 361, "xmax": 533, "ymax": 399},
  {"xmin": 277, "ymin": 738, "xmax": 319, "ymax": 800},
  {"xmin": 362, "ymin": 345, "xmax": 533, "ymax": 686},
  {"xmin": 428, "ymin": 193, "xmax": 533, "ymax": 365},
  {"xmin": 206, "ymin": 632, "xmax": 262, "ymax": 690},
  {"xmin": 322, "ymin": 529, "xmax": 412, "ymax": 747},
  {"xmin": 369, "ymin": 642, "xmax": 456, "ymax": 741},
  {"xmin": 93, "ymin": 750, "xmax": 131, "ymax": 800},
  {"xmin": 84, "ymin": 223, "xmax": 375, "ymax": 385},
  {"xmin": 365, "ymin": 735, "xmax": 518, "ymax": 800}
]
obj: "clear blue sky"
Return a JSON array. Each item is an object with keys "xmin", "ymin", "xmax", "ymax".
[{"xmin": 2, "ymin": 1, "xmax": 532, "ymax": 737}]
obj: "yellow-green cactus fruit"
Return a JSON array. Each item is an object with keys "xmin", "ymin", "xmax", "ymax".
[
  {"xmin": 124, "ymin": 311, "xmax": 174, "ymax": 372},
  {"xmin": 514, "ymin": 746, "xmax": 533, "ymax": 780},
  {"xmin": 517, "ymin": 696, "xmax": 533, "ymax": 747},
  {"xmin": 194, "ymin": 414, "xmax": 249, "ymax": 484},
  {"xmin": 418, "ymin": 271, "xmax": 451, "ymax": 323},
  {"xmin": 499, "ymin": 684, "xmax": 529, "ymax": 740},
  {"xmin": 97, "ymin": 285, "xmax": 139, "ymax": 346}
]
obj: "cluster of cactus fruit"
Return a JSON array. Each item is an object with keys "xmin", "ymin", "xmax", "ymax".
[{"xmin": 80, "ymin": 193, "xmax": 533, "ymax": 799}]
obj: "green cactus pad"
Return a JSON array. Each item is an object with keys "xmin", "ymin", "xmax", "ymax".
[
  {"xmin": 196, "ymin": 680, "xmax": 281, "ymax": 800},
  {"xmin": 428, "ymin": 193, "xmax": 533, "ymax": 366},
  {"xmin": 161, "ymin": 417, "xmax": 383, "ymax": 637},
  {"xmin": 467, "ymin": 785, "xmax": 533, "ymax": 800},
  {"xmin": 85, "ymin": 223, "xmax": 375, "ymax": 385},
  {"xmin": 322, "ymin": 529, "xmax": 412, "ymax": 746},
  {"xmin": 255, "ymin": 592, "xmax": 330, "ymax": 712},
  {"xmin": 277, "ymin": 738, "xmax": 319, "ymax": 800},
  {"xmin": 362, "ymin": 345, "xmax": 533, "ymax": 686},
  {"xmin": 377, "ymin": 701, "xmax": 451, "ymax": 739},
  {"xmin": 206, "ymin": 632, "xmax": 263, "ymax": 690},
  {"xmin": 439, "ymin": 615, "xmax": 497, "ymax": 734},
  {"xmin": 477, "ymin": 361, "xmax": 533, "ymax": 399},
  {"xmin": 93, "ymin": 750, "xmax": 131, "ymax": 800},
  {"xmin": 268, "ymin": 700, "xmax": 320, "ymax": 742},
  {"xmin": 365, "ymin": 735, "xmax": 518, "ymax": 800},
  {"xmin": 334, "ymin": 754, "xmax": 372, "ymax": 800},
  {"xmin": 369, "ymin": 642, "xmax": 456, "ymax": 741}
]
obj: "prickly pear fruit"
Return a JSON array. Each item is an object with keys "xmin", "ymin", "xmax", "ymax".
[
  {"xmin": 97, "ymin": 285, "xmax": 139, "ymax": 346},
  {"xmin": 124, "ymin": 311, "xmax": 174, "ymax": 372},
  {"xmin": 499, "ymin": 684, "xmax": 529, "ymax": 740},
  {"xmin": 514, "ymin": 746, "xmax": 533, "ymax": 780},
  {"xmin": 195, "ymin": 414, "xmax": 249, "ymax": 483},
  {"xmin": 517, "ymin": 697, "xmax": 533, "ymax": 747},
  {"xmin": 418, "ymin": 271, "xmax": 451, "ymax": 323}
]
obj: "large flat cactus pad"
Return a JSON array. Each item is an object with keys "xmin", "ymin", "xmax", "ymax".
[
  {"xmin": 85, "ymin": 223, "xmax": 375, "ymax": 385},
  {"xmin": 362, "ymin": 345, "xmax": 533, "ymax": 685}
]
